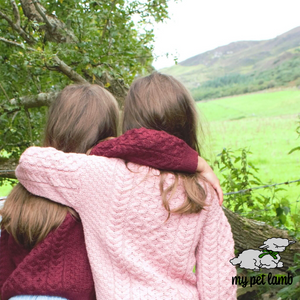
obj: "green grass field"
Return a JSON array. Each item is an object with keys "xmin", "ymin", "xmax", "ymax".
[{"xmin": 197, "ymin": 89, "xmax": 300, "ymax": 217}]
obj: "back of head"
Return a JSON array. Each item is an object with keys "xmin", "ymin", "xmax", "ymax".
[
  {"xmin": 123, "ymin": 72, "xmax": 202, "ymax": 155},
  {"xmin": 123, "ymin": 72, "xmax": 206, "ymax": 218},
  {"xmin": 45, "ymin": 84, "xmax": 119, "ymax": 152},
  {"xmin": 1, "ymin": 84, "xmax": 119, "ymax": 249}
]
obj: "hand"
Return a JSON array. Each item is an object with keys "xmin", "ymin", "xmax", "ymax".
[{"xmin": 197, "ymin": 156, "xmax": 223, "ymax": 205}]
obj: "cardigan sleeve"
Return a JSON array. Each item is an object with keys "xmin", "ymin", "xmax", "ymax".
[
  {"xmin": 195, "ymin": 188, "xmax": 237, "ymax": 300},
  {"xmin": 90, "ymin": 128, "xmax": 198, "ymax": 173}
]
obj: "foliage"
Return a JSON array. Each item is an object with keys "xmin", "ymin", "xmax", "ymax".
[
  {"xmin": 276, "ymin": 253, "xmax": 300, "ymax": 300},
  {"xmin": 0, "ymin": 0, "xmax": 169, "ymax": 95},
  {"xmin": 214, "ymin": 148, "xmax": 299, "ymax": 233},
  {"xmin": 0, "ymin": 0, "xmax": 174, "ymax": 186},
  {"xmin": 214, "ymin": 148, "xmax": 261, "ymax": 213}
]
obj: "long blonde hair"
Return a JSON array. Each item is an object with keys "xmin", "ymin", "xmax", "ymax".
[
  {"xmin": 0, "ymin": 84, "xmax": 119, "ymax": 249},
  {"xmin": 123, "ymin": 72, "xmax": 206, "ymax": 218}
]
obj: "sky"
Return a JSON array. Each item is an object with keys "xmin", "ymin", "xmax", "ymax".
[{"xmin": 152, "ymin": 0, "xmax": 300, "ymax": 70}]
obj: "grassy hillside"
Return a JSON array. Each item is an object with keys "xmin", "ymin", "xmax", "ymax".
[
  {"xmin": 161, "ymin": 26, "xmax": 300, "ymax": 100},
  {"xmin": 198, "ymin": 90, "xmax": 300, "ymax": 221}
]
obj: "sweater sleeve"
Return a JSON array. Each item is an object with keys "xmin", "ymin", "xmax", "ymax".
[
  {"xmin": 196, "ymin": 189, "xmax": 237, "ymax": 300},
  {"xmin": 90, "ymin": 128, "xmax": 198, "ymax": 173},
  {"xmin": 15, "ymin": 147, "xmax": 97, "ymax": 211}
]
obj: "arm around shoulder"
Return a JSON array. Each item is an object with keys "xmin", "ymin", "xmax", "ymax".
[{"xmin": 91, "ymin": 127, "xmax": 199, "ymax": 173}]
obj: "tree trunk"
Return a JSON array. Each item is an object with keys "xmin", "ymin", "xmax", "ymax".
[{"xmin": 0, "ymin": 158, "xmax": 18, "ymax": 179}]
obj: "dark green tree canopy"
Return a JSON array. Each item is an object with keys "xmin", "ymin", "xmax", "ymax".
[{"xmin": 0, "ymin": 0, "xmax": 173, "ymax": 178}]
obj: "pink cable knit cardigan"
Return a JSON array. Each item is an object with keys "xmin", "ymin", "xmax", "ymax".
[{"xmin": 16, "ymin": 147, "xmax": 237, "ymax": 300}]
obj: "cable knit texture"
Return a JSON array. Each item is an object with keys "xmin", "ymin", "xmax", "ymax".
[
  {"xmin": 16, "ymin": 147, "xmax": 237, "ymax": 300},
  {"xmin": 0, "ymin": 214, "xmax": 96, "ymax": 300},
  {"xmin": 91, "ymin": 128, "xmax": 198, "ymax": 173}
]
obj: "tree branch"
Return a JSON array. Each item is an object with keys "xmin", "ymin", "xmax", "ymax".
[
  {"xmin": 0, "ymin": 158, "xmax": 18, "ymax": 179},
  {"xmin": 52, "ymin": 55, "xmax": 88, "ymax": 84},
  {"xmin": 0, "ymin": 10, "xmax": 15, "ymax": 28},
  {"xmin": 0, "ymin": 38, "xmax": 127, "ymax": 104},
  {"xmin": 10, "ymin": 91, "xmax": 58, "ymax": 109},
  {"xmin": 0, "ymin": 106, "xmax": 21, "ymax": 115},
  {"xmin": 32, "ymin": 0, "xmax": 53, "ymax": 29},
  {"xmin": 10, "ymin": 0, "xmax": 20, "ymax": 27},
  {"xmin": 0, "ymin": 82, "xmax": 10, "ymax": 101},
  {"xmin": 0, "ymin": 170, "xmax": 16, "ymax": 179},
  {"xmin": 0, "ymin": 36, "xmax": 35, "ymax": 51},
  {"xmin": 0, "ymin": 37, "xmax": 87, "ymax": 85},
  {"xmin": 0, "ymin": 10, "xmax": 34, "ymax": 44},
  {"xmin": 20, "ymin": 0, "xmax": 78, "ymax": 43}
]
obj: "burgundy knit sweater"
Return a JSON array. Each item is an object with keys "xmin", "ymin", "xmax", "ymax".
[
  {"xmin": 0, "ymin": 214, "xmax": 96, "ymax": 300},
  {"xmin": 0, "ymin": 128, "xmax": 198, "ymax": 300}
]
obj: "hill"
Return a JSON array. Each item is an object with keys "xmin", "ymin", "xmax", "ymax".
[{"xmin": 161, "ymin": 26, "xmax": 300, "ymax": 100}]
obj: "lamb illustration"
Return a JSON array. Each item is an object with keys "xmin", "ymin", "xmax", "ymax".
[{"xmin": 230, "ymin": 238, "xmax": 295, "ymax": 271}]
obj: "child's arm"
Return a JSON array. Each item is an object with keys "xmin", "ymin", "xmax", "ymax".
[
  {"xmin": 195, "ymin": 188, "xmax": 237, "ymax": 299},
  {"xmin": 90, "ymin": 128, "xmax": 198, "ymax": 173}
]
